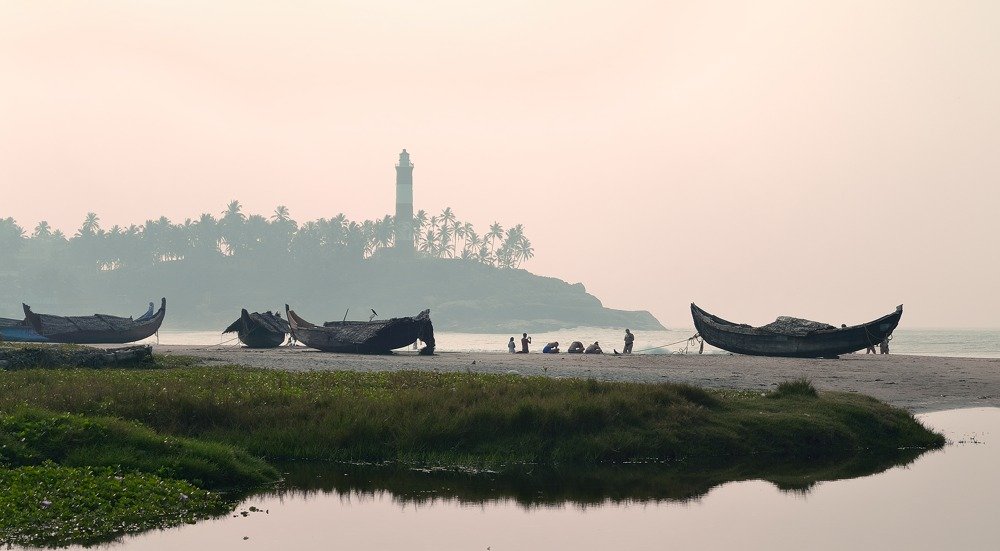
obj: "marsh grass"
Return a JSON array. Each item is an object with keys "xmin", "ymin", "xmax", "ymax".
[
  {"xmin": 0, "ymin": 409, "xmax": 277, "ymax": 489},
  {"xmin": 770, "ymin": 379, "xmax": 819, "ymax": 399},
  {"xmin": 0, "ymin": 464, "xmax": 227, "ymax": 547},
  {"xmin": 0, "ymin": 365, "xmax": 944, "ymax": 468}
]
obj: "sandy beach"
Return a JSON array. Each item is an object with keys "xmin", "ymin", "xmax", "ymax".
[{"xmin": 154, "ymin": 345, "xmax": 1000, "ymax": 413}]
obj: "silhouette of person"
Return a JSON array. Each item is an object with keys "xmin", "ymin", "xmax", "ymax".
[
  {"xmin": 508, "ymin": 337, "xmax": 516, "ymax": 353},
  {"xmin": 584, "ymin": 341, "xmax": 603, "ymax": 354},
  {"xmin": 623, "ymin": 329, "xmax": 635, "ymax": 354},
  {"xmin": 517, "ymin": 333, "xmax": 531, "ymax": 353},
  {"xmin": 568, "ymin": 341, "xmax": 585, "ymax": 354}
]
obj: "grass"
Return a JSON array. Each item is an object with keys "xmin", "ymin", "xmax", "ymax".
[
  {"xmin": 0, "ymin": 464, "xmax": 227, "ymax": 547},
  {"xmin": 0, "ymin": 364, "xmax": 945, "ymax": 468},
  {"xmin": 0, "ymin": 408, "xmax": 277, "ymax": 489},
  {"xmin": 0, "ymin": 357, "xmax": 944, "ymax": 546}
]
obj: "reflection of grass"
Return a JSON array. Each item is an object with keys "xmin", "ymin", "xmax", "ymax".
[
  {"xmin": 270, "ymin": 445, "xmax": 928, "ymax": 506},
  {"xmin": 0, "ymin": 364, "xmax": 944, "ymax": 467}
]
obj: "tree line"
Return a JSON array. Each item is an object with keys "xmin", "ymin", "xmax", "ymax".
[{"xmin": 0, "ymin": 202, "xmax": 534, "ymax": 272}]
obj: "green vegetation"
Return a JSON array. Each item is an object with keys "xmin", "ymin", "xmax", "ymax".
[
  {"xmin": 0, "ymin": 465, "xmax": 226, "ymax": 547},
  {"xmin": 0, "ymin": 409, "xmax": 277, "ymax": 489},
  {"xmin": 0, "ymin": 365, "xmax": 943, "ymax": 467},
  {"xmin": 0, "ymin": 357, "xmax": 943, "ymax": 545}
]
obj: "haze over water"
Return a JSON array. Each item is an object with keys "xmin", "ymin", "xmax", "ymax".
[{"xmin": 3, "ymin": 1, "xmax": 1000, "ymax": 328}]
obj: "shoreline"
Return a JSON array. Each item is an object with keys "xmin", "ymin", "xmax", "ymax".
[{"xmin": 153, "ymin": 345, "xmax": 1000, "ymax": 414}]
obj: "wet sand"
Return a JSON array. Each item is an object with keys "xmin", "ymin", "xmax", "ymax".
[{"xmin": 154, "ymin": 345, "xmax": 1000, "ymax": 413}]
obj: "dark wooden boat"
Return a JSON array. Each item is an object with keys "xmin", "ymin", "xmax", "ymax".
[
  {"xmin": 285, "ymin": 305, "xmax": 435, "ymax": 354},
  {"xmin": 22, "ymin": 298, "xmax": 167, "ymax": 344},
  {"xmin": 223, "ymin": 309, "xmax": 289, "ymax": 349},
  {"xmin": 691, "ymin": 303, "xmax": 902, "ymax": 358},
  {"xmin": 0, "ymin": 317, "xmax": 48, "ymax": 342}
]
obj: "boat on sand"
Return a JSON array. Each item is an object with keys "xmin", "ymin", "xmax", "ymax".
[
  {"xmin": 285, "ymin": 305, "xmax": 435, "ymax": 354},
  {"xmin": 223, "ymin": 309, "xmax": 289, "ymax": 349},
  {"xmin": 691, "ymin": 303, "xmax": 902, "ymax": 358},
  {"xmin": 22, "ymin": 298, "xmax": 167, "ymax": 344},
  {"xmin": 0, "ymin": 317, "xmax": 48, "ymax": 343}
]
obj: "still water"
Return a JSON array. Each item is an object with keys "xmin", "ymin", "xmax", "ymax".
[
  {"xmin": 65, "ymin": 408, "xmax": 999, "ymax": 551},
  {"xmin": 147, "ymin": 328, "xmax": 1000, "ymax": 358}
]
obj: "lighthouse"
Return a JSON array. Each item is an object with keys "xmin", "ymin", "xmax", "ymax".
[{"xmin": 394, "ymin": 149, "xmax": 414, "ymax": 253}]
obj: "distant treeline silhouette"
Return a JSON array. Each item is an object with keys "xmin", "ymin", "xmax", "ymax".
[{"xmin": 0, "ymin": 201, "xmax": 534, "ymax": 271}]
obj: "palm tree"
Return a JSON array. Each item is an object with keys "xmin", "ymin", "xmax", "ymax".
[
  {"xmin": 413, "ymin": 209, "xmax": 428, "ymax": 242},
  {"xmin": 464, "ymin": 228, "xmax": 481, "ymax": 260},
  {"xmin": 219, "ymin": 200, "xmax": 246, "ymax": 255},
  {"xmin": 32, "ymin": 221, "xmax": 52, "ymax": 239},
  {"xmin": 0, "ymin": 217, "xmax": 25, "ymax": 254},
  {"xmin": 419, "ymin": 229, "xmax": 436, "ymax": 256},
  {"xmin": 486, "ymin": 222, "xmax": 504, "ymax": 265},
  {"xmin": 77, "ymin": 212, "xmax": 101, "ymax": 237},
  {"xmin": 271, "ymin": 205, "xmax": 291, "ymax": 223},
  {"xmin": 374, "ymin": 215, "xmax": 395, "ymax": 251},
  {"xmin": 516, "ymin": 237, "xmax": 534, "ymax": 268}
]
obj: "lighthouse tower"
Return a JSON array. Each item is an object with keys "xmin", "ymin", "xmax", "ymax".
[{"xmin": 394, "ymin": 149, "xmax": 414, "ymax": 253}]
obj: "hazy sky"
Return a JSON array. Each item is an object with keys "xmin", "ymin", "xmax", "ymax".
[{"xmin": 2, "ymin": 1, "xmax": 998, "ymax": 328}]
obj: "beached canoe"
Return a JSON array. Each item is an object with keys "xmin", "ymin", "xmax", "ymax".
[
  {"xmin": 691, "ymin": 303, "xmax": 902, "ymax": 358},
  {"xmin": 286, "ymin": 305, "xmax": 435, "ymax": 354},
  {"xmin": 0, "ymin": 317, "xmax": 48, "ymax": 342},
  {"xmin": 223, "ymin": 309, "xmax": 289, "ymax": 349},
  {"xmin": 22, "ymin": 298, "xmax": 167, "ymax": 344}
]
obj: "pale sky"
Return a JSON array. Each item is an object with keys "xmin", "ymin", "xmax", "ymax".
[{"xmin": 2, "ymin": 0, "xmax": 998, "ymax": 328}]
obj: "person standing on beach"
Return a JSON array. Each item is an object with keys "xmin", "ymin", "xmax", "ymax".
[
  {"xmin": 508, "ymin": 337, "xmax": 516, "ymax": 353},
  {"xmin": 623, "ymin": 329, "xmax": 635, "ymax": 354},
  {"xmin": 880, "ymin": 335, "xmax": 891, "ymax": 354},
  {"xmin": 866, "ymin": 342, "xmax": 877, "ymax": 354},
  {"xmin": 518, "ymin": 333, "xmax": 531, "ymax": 353}
]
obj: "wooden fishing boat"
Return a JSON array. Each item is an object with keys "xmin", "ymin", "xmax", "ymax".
[
  {"xmin": 691, "ymin": 303, "xmax": 902, "ymax": 358},
  {"xmin": 0, "ymin": 317, "xmax": 48, "ymax": 342},
  {"xmin": 22, "ymin": 298, "xmax": 167, "ymax": 344},
  {"xmin": 223, "ymin": 309, "xmax": 289, "ymax": 349},
  {"xmin": 285, "ymin": 305, "xmax": 435, "ymax": 354}
]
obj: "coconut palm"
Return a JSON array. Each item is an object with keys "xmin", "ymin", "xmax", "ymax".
[
  {"xmin": 77, "ymin": 212, "xmax": 101, "ymax": 237},
  {"xmin": 32, "ymin": 221, "xmax": 53, "ymax": 239}
]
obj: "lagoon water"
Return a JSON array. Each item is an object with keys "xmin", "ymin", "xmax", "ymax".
[
  {"xmin": 41, "ymin": 408, "xmax": 1000, "ymax": 551},
  {"xmin": 147, "ymin": 328, "xmax": 1000, "ymax": 358}
]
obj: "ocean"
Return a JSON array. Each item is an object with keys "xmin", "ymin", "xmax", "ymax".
[{"xmin": 149, "ymin": 327, "xmax": 1000, "ymax": 358}]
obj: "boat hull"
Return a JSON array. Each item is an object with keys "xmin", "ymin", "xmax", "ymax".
[
  {"xmin": 286, "ymin": 305, "xmax": 435, "ymax": 354},
  {"xmin": 23, "ymin": 298, "xmax": 167, "ymax": 345},
  {"xmin": 225, "ymin": 309, "xmax": 288, "ymax": 349},
  {"xmin": 691, "ymin": 303, "xmax": 902, "ymax": 358},
  {"xmin": 0, "ymin": 318, "xmax": 49, "ymax": 343}
]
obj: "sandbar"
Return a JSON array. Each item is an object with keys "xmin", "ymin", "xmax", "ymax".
[{"xmin": 154, "ymin": 345, "xmax": 1000, "ymax": 413}]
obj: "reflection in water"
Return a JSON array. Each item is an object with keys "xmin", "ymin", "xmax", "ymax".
[
  {"xmin": 43, "ymin": 408, "xmax": 1000, "ymax": 551},
  {"xmin": 268, "ymin": 447, "xmax": 926, "ymax": 507}
]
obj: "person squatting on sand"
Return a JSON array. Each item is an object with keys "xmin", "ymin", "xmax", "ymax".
[
  {"xmin": 567, "ymin": 341, "xmax": 585, "ymax": 354},
  {"xmin": 585, "ymin": 342, "xmax": 603, "ymax": 354},
  {"xmin": 542, "ymin": 341, "xmax": 560, "ymax": 353}
]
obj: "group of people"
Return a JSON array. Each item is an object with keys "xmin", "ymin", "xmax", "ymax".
[
  {"xmin": 865, "ymin": 335, "xmax": 892, "ymax": 354},
  {"xmin": 507, "ymin": 329, "xmax": 636, "ymax": 355}
]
